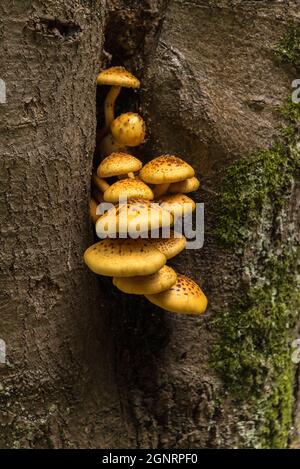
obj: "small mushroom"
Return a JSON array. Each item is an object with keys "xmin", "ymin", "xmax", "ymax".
[
  {"xmin": 83, "ymin": 238, "xmax": 166, "ymax": 277},
  {"xmin": 168, "ymin": 176, "xmax": 200, "ymax": 194},
  {"xmin": 111, "ymin": 112, "xmax": 146, "ymax": 147},
  {"xmin": 148, "ymin": 231, "xmax": 186, "ymax": 259},
  {"xmin": 139, "ymin": 155, "xmax": 195, "ymax": 197},
  {"xmin": 97, "ymin": 67, "xmax": 140, "ymax": 136},
  {"xmin": 145, "ymin": 274, "xmax": 208, "ymax": 315},
  {"xmin": 97, "ymin": 152, "xmax": 142, "ymax": 180},
  {"xmin": 103, "ymin": 178, "xmax": 154, "ymax": 203},
  {"xmin": 113, "ymin": 265, "xmax": 177, "ymax": 295},
  {"xmin": 96, "ymin": 198, "xmax": 173, "ymax": 238},
  {"xmin": 157, "ymin": 193, "xmax": 196, "ymax": 218}
]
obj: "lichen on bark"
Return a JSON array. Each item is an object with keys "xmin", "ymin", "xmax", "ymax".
[{"xmin": 211, "ymin": 100, "xmax": 300, "ymax": 448}]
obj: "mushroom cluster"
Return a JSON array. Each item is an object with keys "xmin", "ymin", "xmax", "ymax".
[{"xmin": 85, "ymin": 67, "xmax": 207, "ymax": 315}]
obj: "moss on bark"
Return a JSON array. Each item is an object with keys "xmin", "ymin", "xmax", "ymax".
[
  {"xmin": 274, "ymin": 24, "xmax": 300, "ymax": 67},
  {"xmin": 211, "ymin": 98, "xmax": 300, "ymax": 447}
]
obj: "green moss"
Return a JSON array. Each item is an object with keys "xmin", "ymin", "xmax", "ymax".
[
  {"xmin": 277, "ymin": 99, "xmax": 300, "ymax": 124},
  {"xmin": 215, "ymin": 97, "xmax": 300, "ymax": 247},
  {"xmin": 211, "ymin": 253, "xmax": 299, "ymax": 447},
  {"xmin": 214, "ymin": 143, "xmax": 298, "ymax": 247},
  {"xmin": 274, "ymin": 25, "xmax": 300, "ymax": 66},
  {"xmin": 211, "ymin": 99, "xmax": 300, "ymax": 447}
]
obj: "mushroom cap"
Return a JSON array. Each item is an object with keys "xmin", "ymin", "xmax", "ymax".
[
  {"xmin": 157, "ymin": 193, "xmax": 196, "ymax": 218},
  {"xmin": 97, "ymin": 152, "xmax": 142, "ymax": 178},
  {"xmin": 84, "ymin": 239, "xmax": 166, "ymax": 277},
  {"xmin": 111, "ymin": 112, "xmax": 146, "ymax": 147},
  {"xmin": 113, "ymin": 265, "xmax": 177, "ymax": 295},
  {"xmin": 96, "ymin": 198, "xmax": 173, "ymax": 237},
  {"xmin": 103, "ymin": 178, "xmax": 154, "ymax": 203},
  {"xmin": 140, "ymin": 155, "xmax": 195, "ymax": 184},
  {"xmin": 89, "ymin": 198, "xmax": 100, "ymax": 224},
  {"xmin": 97, "ymin": 66, "xmax": 140, "ymax": 88},
  {"xmin": 169, "ymin": 176, "xmax": 200, "ymax": 194},
  {"xmin": 145, "ymin": 274, "xmax": 208, "ymax": 315},
  {"xmin": 149, "ymin": 232, "xmax": 186, "ymax": 259}
]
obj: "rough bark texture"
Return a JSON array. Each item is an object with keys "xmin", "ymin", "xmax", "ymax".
[
  {"xmin": 1, "ymin": 0, "xmax": 299, "ymax": 449},
  {"xmin": 0, "ymin": 0, "xmax": 130, "ymax": 448}
]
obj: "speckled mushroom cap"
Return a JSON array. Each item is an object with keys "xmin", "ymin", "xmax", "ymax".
[
  {"xmin": 145, "ymin": 274, "xmax": 208, "ymax": 315},
  {"xmin": 140, "ymin": 155, "xmax": 195, "ymax": 184},
  {"xmin": 148, "ymin": 232, "xmax": 186, "ymax": 259},
  {"xmin": 113, "ymin": 265, "xmax": 177, "ymax": 295},
  {"xmin": 97, "ymin": 66, "xmax": 140, "ymax": 88},
  {"xmin": 97, "ymin": 152, "xmax": 142, "ymax": 178},
  {"xmin": 169, "ymin": 176, "xmax": 200, "ymax": 194},
  {"xmin": 103, "ymin": 178, "xmax": 154, "ymax": 203},
  {"xmin": 157, "ymin": 193, "xmax": 196, "ymax": 218},
  {"xmin": 84, "ymin": 238, "xmax": 166, "ymax": 277},
  {"xmin": 96, "ymin": 198, "xmax": 173, "ymax": 237},
  {"xmin": 111, "ymin": 113, "xmax": 146, "ymax": 147}
]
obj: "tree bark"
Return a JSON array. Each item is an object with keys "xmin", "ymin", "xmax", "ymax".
[{"xmin": 1, "ymin": 0, "xmax": 299, "ymax": 449}]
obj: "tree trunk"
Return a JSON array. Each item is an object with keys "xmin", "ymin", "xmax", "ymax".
[{"xmin": 1, "ymin": 0, "xmax": 299, "ymax": 449}]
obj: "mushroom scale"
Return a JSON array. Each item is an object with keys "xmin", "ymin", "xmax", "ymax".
[
  {"xmin": 111, "ymin": 112, "xmax": 146, "ymax": 147},
  {"xmin": 97, "ymin": 152, "xmax": 142, "ymax": 178},
  {"xmin": 103, "ymin": 178, "xmax": 154, "ymax": 203},
  {"xmin": 145, "ymin": 274, "xmax": 208, "ymax": 315},
  {"xmin": 97, "ymin": 67, "xmax": 140, "ymax": 88},
  {"xmin": 96, "ymin": 198, "xmax": 173, "ymax": 238},
  {"xmin": 113, "ymin": 265, "xmax": 177, "ymax": 295},
  {"xmin": 148, "ymin": 232, "xmax": 186, "ymax": 259},
  {"xmin": 157, "ymin": 193, "xmax": 196, "ymax": 218},
  {"xmin": 140, "ymin": 155, "xmax": 195, "ymax": 185},
  {"xmin": 84, "ymin": 239, "xmax": 166, "ymax": 277},
  {"xmin": 169, "ymin": 176, "xmax": 200, "ymax": 194}
]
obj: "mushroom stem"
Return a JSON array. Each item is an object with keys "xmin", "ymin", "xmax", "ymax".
[
  {"xmin": 99, "ymin": 133, "xmax": 127, "ymax": 158},
  {"xmin": 92, "ymin": 174, "xmax": 110, "ymax": 193},
  {"xmin": 118, "ymin": 173, "xmax": 135, "ymax": 180},
  {"xmin": 153, "ymin": 183, "xmax": 170, "ymax": 198},
  {"xmin": 102, "ymin": 85, "xmax": 121, "ymax": 137}
]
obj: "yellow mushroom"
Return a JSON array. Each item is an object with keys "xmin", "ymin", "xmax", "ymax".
[
  {"xmin": 113, "ymin": 265, "xmax": 177, "ymax": 295},
  {"xmin": 103, "ymin": 178, "xmax": 154, "ymax": 203},
  {"xmin": 111, "ymin": 112, "xmax": 146, "ymax": 147},
  {"xmin": 157, "ymin": 193, "xmax": 196, "ymax": 218},
  {"xmin": 97, "ymin": 152, "xmax": 142, "ymax": 180},
  {"xmin": 168, "ymin": 176, "xmax": 200, "ymax": 194},
  {"xmin": 148, "ymin": 231, "xmax": 186, "ymax": 259},
  {"xmin": 96, "ymin": 198, "xmax": 173, "ymax": 238},
  {"xmin": 139, "ymin": 155, "xmax": 195, "ymax": 197},
  {"xmin": 83, "ymin": 238, "xmax": 166, "ymax": 277},
  {"xmin": 145, "ymin": 274, "xmax": 208, "ymax": 315},
  {"xmin": 97, "ymin": 67, "xmax": 140, "ymax": 136}
]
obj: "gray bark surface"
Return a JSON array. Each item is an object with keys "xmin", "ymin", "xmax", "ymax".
[{"xmin": 0, "ymin": 0, "xmax": 299, "ymax": 448}]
